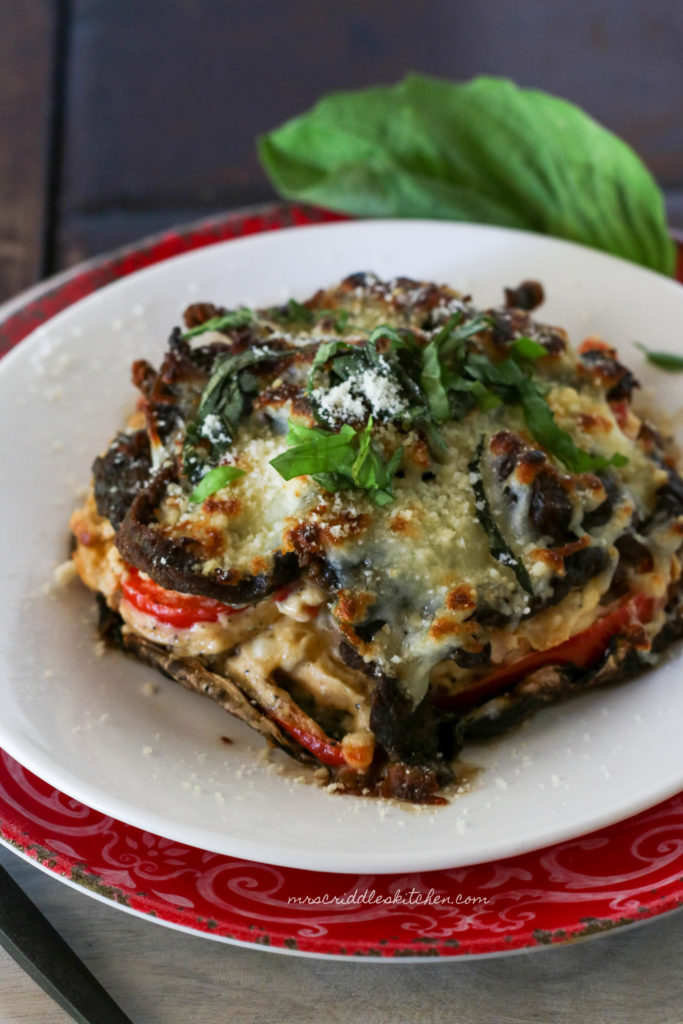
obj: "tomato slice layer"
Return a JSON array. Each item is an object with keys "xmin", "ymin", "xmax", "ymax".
[
  {"xmin": 271, "ymin": 715, "xmax": 347, "ymax": 767},
  {"xmin": 121, "ymin": 567, "xmax": 244, "ymax": 629},
  {"xmin": 433, "ymin": 592, "xmax": 656, "ymax": 713}
]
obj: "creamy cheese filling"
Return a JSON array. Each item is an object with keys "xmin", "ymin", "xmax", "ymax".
[{"xmin": 70, "ymin": 273, "xmax": 683, "ymax": 756}]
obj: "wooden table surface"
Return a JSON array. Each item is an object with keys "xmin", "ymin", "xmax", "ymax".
[
  {"xmin": 1, "ymin": 3, "xmax": 683, "ymax": 1020},
  {"xmin": 2, "ymin": 0, "xmax": 682, "ymax": 303}
]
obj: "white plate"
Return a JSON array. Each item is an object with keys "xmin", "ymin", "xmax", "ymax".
[{"xmin": 0, "ymin": 220, "xmax": 682, "ymax": 874}]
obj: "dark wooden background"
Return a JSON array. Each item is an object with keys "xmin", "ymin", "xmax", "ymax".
[{"xmin": 1, "ymin": 0, "xmax": 682, "ymax": 304}]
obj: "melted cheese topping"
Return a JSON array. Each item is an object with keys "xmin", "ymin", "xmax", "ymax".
[
  {"xmin": 156, "ymin": 428, "xmax": 319, "ymax": 577},
  {"xmin": 71, "ymin": 274, "xmax": 683, "ymax": 731},
  {"xmin": 276, "ymin": 378, "xmax": 675, "ymax": 703}
]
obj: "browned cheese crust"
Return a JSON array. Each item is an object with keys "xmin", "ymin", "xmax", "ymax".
[{"xmin": 70, "ymin": 273, "xmax": 683, "ymax": 802}]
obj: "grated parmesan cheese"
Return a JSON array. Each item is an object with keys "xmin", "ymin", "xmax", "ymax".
[{"xmin": 312, "ymin": 363, "xmax": 408, "ymax": 425}]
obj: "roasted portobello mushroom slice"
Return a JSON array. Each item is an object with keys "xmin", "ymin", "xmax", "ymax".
[{"xmin": 70, "ymin": 273, "xmax": 683, "ymax": 802}]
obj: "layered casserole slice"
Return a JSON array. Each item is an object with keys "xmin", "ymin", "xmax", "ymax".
[{"xmin": 70, "ymin": 273, "xmax": 683, "ymax": 802}]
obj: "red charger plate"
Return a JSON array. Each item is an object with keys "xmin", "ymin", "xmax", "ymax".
[{"xmin": 1, "ymin": 203, "xmax": 682, "ymax": 959}]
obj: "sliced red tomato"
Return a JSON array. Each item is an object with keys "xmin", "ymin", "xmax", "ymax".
[
  {"xmin": 273, "ymin": 582, "xmax": 298, "ymax": 603},
  {"xmin": 434, "ymin": 591, "xmax": 656, "ymax": 713},
  {"xmin": 271, "ymin": 715, "xmax": 347, "ymax": 766},
  {"xmin": 273, "ymin": 582, "xmax": 323, "ymax": 620},
  {"xmin": 121, "ymin": 567, "xmax": 245, "ymax": 629},
  {"xmin": 610, "ymin": 399, "xmax": 630, "ymax": 431}
]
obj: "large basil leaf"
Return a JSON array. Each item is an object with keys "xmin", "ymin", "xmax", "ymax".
[{"xmin": 258, "ymin": 74, "xmax": 674, "ymax": 276}]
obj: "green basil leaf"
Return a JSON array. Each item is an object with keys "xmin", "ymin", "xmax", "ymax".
[
  {"xmin": 384, "ymin": 444, "xmax": 405, "ymax": 481},
  {"xmin": 420, "ymin": 341, "xmax": 451, "ymax": 422},
  {"xmin": 315, "ymin": 307, "xmax": 351, "ymax": 333},
  {"xmin": 350, "ymin": 418, "xmax": 375, "ymax": 485},
  {"xmin": 419, "ymin": 314, "xmax": 493, "ymax": 424},
  {"xmin": 519, "ymin": 381, "xmax": 628, "ymax": 473},
  {"xmin": 444, "ymin": 389, "xmax": 477, "ymax": 422},
  {"xmin": 511, "ymin": 337, "xmax": 548, "ymax": 361},
  {"xmin": 635, "ymin": 342, "xmax": 683, "ymax": 372},
  {"xmin": 183, "ymin": 308, "xmax": 254, "ymax": 339},
  {"xmin": 312, "ymin": 472, "xmax": 357, "ymax": 493},
  {"xmin": 199, "ymin": 348, "xmax": 276, "ymax": 420},
  {"xmin": 324, "ymin": 352, "xmax": 367, "ymax": 382},
  {"xmin": 270, "ymin": 418, "xmax": 402, "ymax": 503},
  {"xmin": 269, "ymin": 425, "xmax": 357, "ymax": 479},
  {"xmin": 268, "ymin": 301, "xmax": 351, "ymax": 333},
  {"xmin": 333, "ymin": 309, "xmax": 351, "ymax": 333},
  {"xmin": 259, "ymin": 74, "xmax": 674, "ymax": 275},
  {"xmin": 469, "ymin": 437, "xmax": 534, "ymax": 594},
  {"xmin": 465, "ymin": 352, "xmax": 527, "ymax": 392},
  {"xmin": 421, "ymin": 420, "xmax": 448, "ymax": 462},
  {"xmin": 189, "ymin": 465, "xmax": 246, "ymax": 503},
  {"xmin": 466, "ymin": 379, "xmax": 503, "ymax": 412},
  {"xmin": 286, "ymin": 420, "xmax": 355, "ymax": 446},
  {"xmin": 369, "ymin": 488, "xmax": 396, "ymax": 507},
  {"xmin": 183, "ymin": 346, "xmax": 299, "ymax": 482},
  {"xmin": 308, "ymin": 340, "xmax": 356, "ymax": 387},
  {"xmin": 366, "ymin": 324, "xmax": 406, "ymax": 351},
  {"xmin": 268, "ymin": 298, "xmax": 315, "ymax": 325},
  {"xmin": 353, "ymin": 432, "xmax": 403, "ymax": 502},
  {"xmin": 431, "ymin": 311, "xmax": 464, "ymax": 347},
  {"xmin": 437, "ymin": 313, "xmax": 490, "ymax": 358}
]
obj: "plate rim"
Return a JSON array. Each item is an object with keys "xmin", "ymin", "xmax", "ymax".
[
  {"xmin": 2, "ymin": 747, "xmax": 683, "ymax": 960},
  {"xmin": 1, "ymin": 204, "xmax": 682, "ymax": 876},
  {"xmin": 2, "ymin": 203, "xmax": 683, "ymax": 958}
]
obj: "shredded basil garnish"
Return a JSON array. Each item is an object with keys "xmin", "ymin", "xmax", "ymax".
[
  {"xmin": 417, "ymin": 317, "xmax": 628, "ymax": 474},
  {"xmin": 189, "ymin": 465, "xmax": 246, "ymax": 504},
  {"xmin": 183, "ymin": 345, "xmax": 298, "ymax": 484},
  {"xmin": 269, "ymin": 418, "xmax": 403, "ymax": 506},
  {"xmin": 268, "ymin": 300, "xmax": 351, "ymax": 334},
  {"xmin": 307, "ymin": 339, "xmax": 357, "ymax": 391},
  {"xmin": 268, "ymin": 298, "xmax": 315, "ymax": 325},
  {"xmin": 318, "ymin": 308, "xmax": 351, "ymax": 334},
  {"xmin": 510, "ymin": 337, "xmax": 548, "ymax": 361},
  {"xmin": 182, "ymin": 289, "xmax": 629, "ymax": 506},
  {"xmin": 517, "ymin": 382, "xmax": 628, "ymax": 474},
  {"xmin": 469, "ymin": 437, "xmax": 534, "ymax": 594},
  {"xmin": 419, "ymin": 312, "xmax": 493, "ymax": 423},
  {"xmin": 183, "ymin": 308, "xmax": 254, "ymax": 339},
  {"xmin": 304, "ymin": 311, "xmax": 626, "ymax": 474},
  {"xmin": 635, "ymin": 342, "xmax": 683, "ymax": 372},
  {"xmin": 306, "ymin": 322, "xmax": 447, "ymax": 461}
]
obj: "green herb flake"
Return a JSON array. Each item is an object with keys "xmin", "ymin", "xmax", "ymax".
[
  {"xmin": 268, "ymin": 298, "xmax": 315, "ymax": 325},
  {"xmin": 511, "ymin": 337, "xmax": 548, "ymax": 361},
  {"xmin": 269, "ymin": 423, "xmax": 357, "ymax": 480},
  {"xmin": 469, "ymin": 437, "xmax": 534, "ymax": 594},
  {"xmin": 183, "ymin": 308, "xmax": 254, "ymax": 339},
  {"xmin": 635, "ymin": 342, "xmax": 683, "ymax": 372},
  {"xmin": 439, "ymin": 313, "xmax": 491, "ymax": 355},
  {"xmin": 307, "ymin": 340, "xmax": 356, "ymax": 391},
  {"xmin": 269, "ymin": 418, "xmax": 403, "ymax": 505},
  {"xmin": 420, "ymin": 341, "xmax": 450, "ymax": 422},
  {"xmin": 183, "ymin": 345, "xmax": 302, "ymax": 483},
  {"xmin": 316, "ymin": 308, "xmax": 351, "ymax": 333},
  {"xmin": 422, "ymin": 326, "xmax": 628, "ymax": 473},
  {"xmin": 366, "ymin": 324, "xmax": 407, "ymax": 351},
  {"xmin": 467, "ymin": 379, "xmax": 502, "ymax": 412},
  {"xmin": 267, "ymin": 301, "xmax": 352, "ymax": 334},
  {"xmin": 518, "ymin": 382, "xmax": 628, "ymax": 473},
  {"xmin": 189, "ymin": 465, "xmax": 246, "ymax": 504}
]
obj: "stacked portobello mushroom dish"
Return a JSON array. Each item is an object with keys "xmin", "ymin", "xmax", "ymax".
[{"xmin": 70, "ymin": 273, "xmax": 683, "ymax": 803}]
